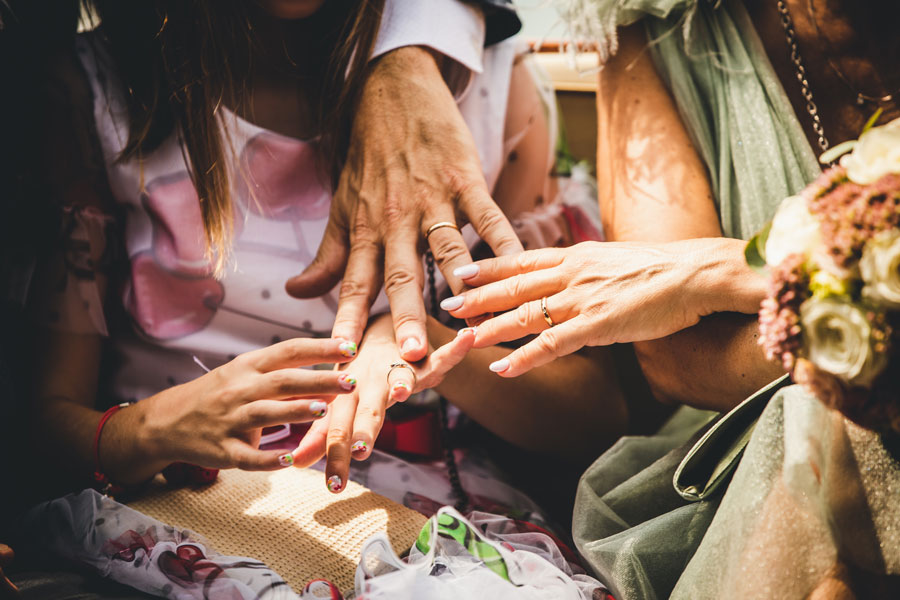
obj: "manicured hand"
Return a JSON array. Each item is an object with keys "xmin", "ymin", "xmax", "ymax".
[
  {"xmin": 285, "ymin": 46, "xmax": 522, "ymax": 363},
  {"xmin": 137, "ymin": 338, "xmax": 359, "ymax": 473},
  {"xmin": 443, "ymin": 239, "xmax": 764, "ymax": 376},
  {"xmin": 290, "ymin": 315, "xmax": 476, "ymax": 493}
]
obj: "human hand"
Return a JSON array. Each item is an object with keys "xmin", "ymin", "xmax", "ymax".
[
  {"xmin": 442, "ymin": 238, "xmax": 765, "ymax": 376},
  {"xmin": 136, "ymin": 338, "xmax": 358, "ymax": 474},
  {"xmin": 290, "ymin": 315, "xmax": 476, "ymax": 493},
  {"xmin": 285, "ymin": 45, "xmax": 522, "ymax": 363}
]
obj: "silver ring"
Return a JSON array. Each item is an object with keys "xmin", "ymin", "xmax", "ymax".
[
  {"xmin": 540, "ymin": 296, "xmax": 555, "ymax": 328},
  {"xmin": 387, "ymin": 362, "xmax": 417, "ymax": 386}
]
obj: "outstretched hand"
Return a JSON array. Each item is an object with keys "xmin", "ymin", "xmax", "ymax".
[
  {"xmin": 443, "ymin": 239, "xmax": 764, "ymax": 376},
  {"xmin": 290, "ymin": 315, "xmax": 476, "ymax": 493},
  {"xmin": 285, "ymin": 46, "xmax": 522, "ymax": 363}
]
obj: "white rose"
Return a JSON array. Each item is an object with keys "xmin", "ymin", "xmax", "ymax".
[
  {"xmin": 860, "ymin": 229, "xmax": 900, "ymax": 308},
  {"xmin": 800, "ymin": 297, "xmax": 887, "ymax": 387},
  {"xmin": 840, "ymin": 117, "xmax": 900, "ymax": 184},
  {"xmin": 765, "ymin": 195, "xmax": 822, "ymax": 267}
]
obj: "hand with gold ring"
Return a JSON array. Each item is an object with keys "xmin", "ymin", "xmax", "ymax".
[
  {"xmin": 290, "ymin": 313, "xmax": 477, "ymax": 493},
  {"xmin": 439, "ymin": 239, "xmax": 766, "ymax": 376},
  {"xmin": 284, "ymin": 47, "xmax": 523, "ymax": 364}
]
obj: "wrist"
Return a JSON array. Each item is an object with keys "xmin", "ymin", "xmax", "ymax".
[
  {"xmin": 104, "ymin": 399, "xmax": 169, "ymax": 484},
  {"xmin": 688, "ymin": 238, "xmax": 767, "ymax": 315}
]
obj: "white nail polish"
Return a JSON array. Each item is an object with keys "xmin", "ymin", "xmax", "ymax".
[
  {"xmin": 453, "ymin": 264, "xmax": 480, "ymax": 279},
  {"xmin": 489, "ymin": 358, "xmax": 510, "ymax": 373},
  {"xmin": 440, "ymin": 296, "xmax": 464, "ymax": 311},
  {"xmin": 401, "ymin": 338, "xmax": 420, "ymax": 355}
]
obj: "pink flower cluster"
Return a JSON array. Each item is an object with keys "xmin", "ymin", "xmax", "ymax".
[
  {"xmin": 758, "ymin": 166, "xmax": 900, "ymax": 433},
  {"xmin": 807, "ymin": 166, "xmax": 900, "ymax": 269}
]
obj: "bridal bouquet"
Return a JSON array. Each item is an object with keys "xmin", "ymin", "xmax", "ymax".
[{"xmin": 749, "ymin": 116, "xmax": 900, "ymax": 433}]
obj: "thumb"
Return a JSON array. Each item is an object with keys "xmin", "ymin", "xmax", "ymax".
[{"xmin": 286, "ymin": 214, "xmax": 349, "ymax": 299}]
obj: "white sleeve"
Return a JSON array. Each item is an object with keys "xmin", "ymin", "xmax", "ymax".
[{"xmin": 372, "ymin": 0, "xmax": 486, "ymax": 97}]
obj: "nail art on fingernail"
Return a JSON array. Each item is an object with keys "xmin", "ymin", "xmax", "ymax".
[
  {"xmin": 327, "ymin": 475, "xmax": 343, "ymax": 493},
  {"xmin": 457, "ymin": 326, "xmax": 477, "ymax": 337},
  {"xmin": 310, "ymin": 401, "xmax": 327, "ymax": 417},
  {"xmin": 453, "ymin": 264, "xmax": 479, "ymax": 279},
  {"xmin": 392, "ymin": 381, "xmax": 410, "ymax": 392},
  {"xmin": 278, "ymin": 453, "xmax": 294, "ymax": 467},
  {"xmin": 351, "ymin": 440, "xmax": 368, "ymax": 454},
  {"xmin": 339, "ymin": 374, "xmax": 357, "ymax": 391},
  {"xmin": 489, "ymin": 358, "xmax": 510, "ymax": 373},
  {"xmin": 440, "ymin": 296, "xmax": 464, "ymax": 311},
  {"xmin": 338, "ymin": 341, "xmax": 357, "ymax": 358}
]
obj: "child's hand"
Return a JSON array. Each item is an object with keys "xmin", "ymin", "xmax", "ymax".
[{"xmin": 290, "ymin": 316, "xmax": 476, "ymax": 493}]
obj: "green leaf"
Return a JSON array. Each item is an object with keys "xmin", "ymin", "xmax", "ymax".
[
  {"xmin": 745, "ymin": 220, "xmax": 772, "ymax": 275},
  {"xmin": 861, "ymin": 107, "xmax": 884, "ymax": 135},
  {"xmin": 819, "ymin": 140, "xmax": 857, "ymax": 165}
]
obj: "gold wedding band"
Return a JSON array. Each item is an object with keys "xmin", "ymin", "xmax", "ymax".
[
  {"xmin": 424, "ymin": 221, "xmax": 460, "ymax": 240},
  {"xmin": 387, "ymin": 362, "xmax": 417, "ymax": 386},
  {"xmin": 540, "ymin": 296, "xmax": 555, "ymax": 328}
]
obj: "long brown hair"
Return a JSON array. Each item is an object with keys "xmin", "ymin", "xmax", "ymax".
[{"xmin": 88, "ymin": 0, "xmax": 384, "ymax": 275}]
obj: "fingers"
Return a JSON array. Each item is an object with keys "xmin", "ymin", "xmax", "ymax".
[
  {"xmin": 488, "ymin": 313, "xmax": 593, "ymax": 377},
  {"xmin": 415, "ymin": 326, "xmax": 477, "ymax": 390},
  {"xmin": 450, "ymin": 248, "xmax": 564, "ymax": 287},
  {"xmin": 245, "ymin": 337, "xmax": 356, "ymax": 372},
  {"xmin": 458, "ymin": 186, "xmax": 524, "ymax": 257},
  {"xmin": 348, "ymin": 376, "xmax": 389, "ymax": 462},
  {"xmin": 226, "ymin": 439, "xmax": 301, "ymax": 471},
  {"xmin": 386, "ymin": 362, "xmax": 415, "ymax": 404},
  {"xmin": 383, "ymin": 232, "xmax": 428, "ymax": 362},
  {"xmin": 331, "ymin": 234, "xmax": 383, "ymax": 345},
  {"xmin": 285, "ymin": 212, "xmax": 349, "ymax": 299},
  {"xmin": 425, "ymin": 218, "xmax": 475, "ymax": 296},
  {"xmin": 441, "ymin": 269, "xmax": 563, "ymax": 320},
  {"xmin": 323, "ymin": 392, "xmax": 359, "ymax": 493},
  {"xmin": 239, "ymin": 398, "xmax": 332, "ymax": 429},
  {"xmin": 253, "ymin": 368, "xmax": 353, "ymax": 400},
  {"xmin": 470, "ymin": 293, "xmax": 571, "ymax": 348},
  {"xmin": 291, "ymin": 416, "xmax": 329, "ymax": 468}
]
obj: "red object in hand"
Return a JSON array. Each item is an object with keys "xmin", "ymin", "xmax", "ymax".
[{"xmin": 162, "ymin": 462, "xmax": 219, "ymax": 486}]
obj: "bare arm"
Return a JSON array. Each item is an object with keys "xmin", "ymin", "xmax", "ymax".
[{"xmin": 597, "ymin": 26, "xmax": 784, "ymax": 410}]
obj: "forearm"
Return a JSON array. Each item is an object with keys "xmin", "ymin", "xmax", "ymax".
[
  {"xmin": 430, "ymin": 322, "xmax": 627, "ymax": 461},
  {"xmin": 33, "ymin": 396, "xmax": 166, "ymax": 486}
]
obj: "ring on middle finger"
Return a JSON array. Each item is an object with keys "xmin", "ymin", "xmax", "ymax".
[
  {"xmin": 540, "ymin": 296, "xmax": 556, "ymax": 328},
  {"xmin": 387, "ymin": 362, "xmax": 417, "ymax": 387}
]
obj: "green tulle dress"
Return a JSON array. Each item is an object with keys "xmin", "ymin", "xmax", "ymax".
[{"xmin": 559, "ymin": 1, "xmax": 900, "ymax": 598}]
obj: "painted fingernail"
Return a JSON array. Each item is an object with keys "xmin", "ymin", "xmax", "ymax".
[
  {"xmin": 351, "ymin": 440, "xmax": 368, "ymax": 455},
  {"xmin": 440, "ymin": 296, "xmax": 464, "ymax": 311},
  {"xmin": 338, "ymin": 374, "xmax": 357, "ymax": 392},
  {"xmin": 338, "ymin": 340, "xmax": 357, "ymax": 358},
  {"xmin": 310, "ymin": 401, "xmax": 328, "ymax": 417},
  {"xmin": 457, "ymin": 326, "xmax": 477, "ymax": 337},
  {"xmin": 327, "ymin": 474, "xmax": 343, "ymax": 493},
  {"xmin": 453, "ymin": 264, "xmax": 480, "ymax": 279},
  {"xmin": 278, "ymin": 453, "xmax": 294, "ymax": 467},
  {"xmin": 401, "ymin": 337, "xmax": 421, "ymax": 356},
  {"xmin": 489, "ymin": 358, "xmax": 510, "ymax": 373}
]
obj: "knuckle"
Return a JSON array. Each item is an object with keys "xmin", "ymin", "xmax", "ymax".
[
  {"xmin": 326, "ymin": 426, "xmax": 352, "ymax": 445},
  {"xmin": 430, "ymin": 236, "xmax": 468, "ymax": 265},
  {"xmin": 536, "ymin": 329, "xmax": 561, "ymax": 355},
  {"xmin": 513, "ymin": 303, "xmax": 533, "ymax": 329},
  {"xmin": 471, "ymin": 207, "xmax": 508, "ymax": 235},
  {"xmin": 383, "ymin": 267, "xmax": 419, "ymax": 295},
  {"xmin": 268, "ymin": 371, "xmax": 295, "ymax": 395},
  {"xmin": 339, "ymin": 278, "xmax": 372, "ymax": 302}
]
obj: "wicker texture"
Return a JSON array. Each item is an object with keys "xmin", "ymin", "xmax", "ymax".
[{"xmin": 128, "ymin": 468, "xmax": 426, "ymax": 592}]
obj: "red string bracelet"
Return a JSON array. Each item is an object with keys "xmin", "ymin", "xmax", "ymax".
[{"xmin": 92, "ymin": 402, "xmax": 131, "ymax": 497}]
